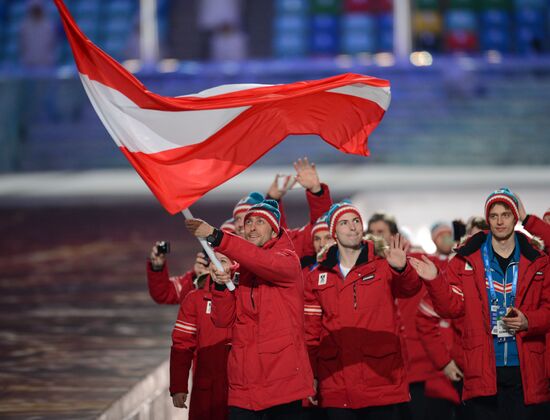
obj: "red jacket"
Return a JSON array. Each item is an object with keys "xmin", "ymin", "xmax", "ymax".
[
  {"xmin": 524, "ymin": 214, "xmax": 550, "ymax": 255},
  {"xmin": 397, "ymin": 253, "xmax": 448, "ymax": 385},
  {"xmin": 424, "ymin": 231, "xmax": 550, "ymax": 405},
  {"xmin": 522, "ymin": 215, "xmax": 550, "ymax": 379},
  {"xmin": 146, "ymin": 262, "xmax": 195, "ymax": 304},
  {"xmin": 170, "ymin": 278, "xmax": 232, "ymax": 420},
  {"xmin": 415, "ymin": 291, "xmax": 461, "ymax": 404},
  {"xmin": 304, "ymin": 241, "xmax": 422, "ymax": 409},
  {"xmin": 210, "ymin": 230, "xmax": 314, "ymax": 411},
  {"xmin": 280, "ymin": 183, "xmax": 333, "ymax": 259}
]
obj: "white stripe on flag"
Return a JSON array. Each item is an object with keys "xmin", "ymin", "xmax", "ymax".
[{"xmin": 80, "ymin": 74, "xmax": 251, "ymax": 153}]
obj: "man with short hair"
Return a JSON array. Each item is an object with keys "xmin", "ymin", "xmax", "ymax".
[
  {"xmin": 410, "ymin": 188, "xmax": 550, "ymax": 419},
  {"xmin": 304, "ymin": 202, "xmax": 421, "ymax": 419},
  {"xmin": 367, "ymin": 212, "xmax": 399, "ymax": 245},
  {"xmin": 185, "ymin": 199, "xmax": 314, "ymax": 420}
]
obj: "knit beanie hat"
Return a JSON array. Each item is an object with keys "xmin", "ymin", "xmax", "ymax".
[
  {"xmin": 543, "ymin": 208, "xmax": 550, "ymax": 220},
  {"xmin": 430, "ymin": 222, "xmax": 453, "ymax": 242},
  {"xmin": 484, "ymin": 187, "xmax": 519, "ymax": 222},
  {"xmin": 244, "ymin": 199, "xmax": 281, "ymax": 234},
  {"xmin": 233, "ymin": 192, "xmax": 264, "ymax": 218},
  {"xmin": 311, "ymin": 213, "xmax": 330, "ymax": 238},
  {"xmin": 220, "ymin": 218, "xmax": 235, "ymax": 233},
  {"xmin": 327, "ymin": 201, "xmax": 363, "ymax": 239}
]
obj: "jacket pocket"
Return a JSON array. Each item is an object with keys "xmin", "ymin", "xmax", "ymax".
[
  {"xmin": 361, "ymin": 337, "xmax": 401, "ymax": 387},
  {"xmin": 462, "ymin": 336, "xmax": 485, "ymax": 380},
  {"xmin": 258, "ymin": 335, "xmax": 299, "ymax": 383},
  {"xmin": 227, "ymin": 345, "xmax": 246, "ymax": 386},
  {"xmin": 317, "ymin": 338, "xmax": 340, "ymax": 388}
]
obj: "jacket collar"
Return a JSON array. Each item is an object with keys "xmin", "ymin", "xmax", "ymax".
[
  {"xmin": 320, "ymin": 241, "xmax": 371, "ymax": 270},
  {"xmin": 457, "ymin": 230, "xmax": 541, "ymax": 262}
]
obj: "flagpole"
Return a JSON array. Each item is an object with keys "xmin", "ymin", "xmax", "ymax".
[{"xmin": 181, "ymin": 208, "xmax": 236, "ymax": 291}]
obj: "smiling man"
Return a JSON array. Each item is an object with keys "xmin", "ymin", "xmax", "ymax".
[
  {"xmin": 304, "ymin": 201, "xmax": 422, "ymax": 419},
  {"xmin": 410, "ymin": 188, "xmax": 550, "ymax": 420},
  {"xmin": 185, "ymin": 199, "xmax": 314, "ymax": 420}
]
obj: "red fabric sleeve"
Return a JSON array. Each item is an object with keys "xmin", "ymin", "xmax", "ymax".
[
  {"xmin": 146, "ymin": 261, "xmax": 195, "ymax": 305},
  {"xmin": 211, "ymin": 287, "xmax": 237, "ymax": 328},
  {"xmin": 524, "ymin": 215, "xmax": 550, "ymax": 254},
  {"xmin": 215, "ymin": 231, "xmax": 302, "ymax": 287},
  {"xmin": 287, "ymin": 183, "xmax": 333, "ymax": 258},
  {"xmin": 304, "ymin": 270, "xmax": 322, "ymax": 378},
  {"xmin": 389, "ymin": 262, "xmax": 422, "ymax": 299},
  {"xmin": 522, "ymin": 261, "xmax": 550, "ymax": 337},
  {"xmin": 416, "ymin": 293, "xmax": 452, "ymax": 370},
  {"xmin": 169, "ymin": 293, "xmax": 198, "ymax": 394},
  {"xmin": 306, "ymin": 183, "xmax": 333, "ymax": 224},
  {"xmin": 423, "ymin": 258, "xmax": 465, "ymax": 319}
]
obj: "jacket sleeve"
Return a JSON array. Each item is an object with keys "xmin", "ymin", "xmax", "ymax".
[
  {"xmin": 423, "ymin": 257, "xmax": 465, "ymax": 319},
  {"xmin": 416, "ymin": 293, "xmax": 452, "ymax": 370},
  {"xmin": 215, "ymin": 233, "xmax": 302, "ymax": 287},
  {"xmin": 306, "ymin": 183, "xmax": 333, "ymax": 224},
  {"xmin": 304, "ymin": 271, "xmax": 322, "ymax": 378},
  {"xmin": 287, "ymin": 224, "xmax": 314, "ymax": 259},
  {"xmin": 389, "ymin": 262, "xmax": 422, "ymax": 298},
  {"xmin": 276, "ymin": 197, "xmax": 289, "ymax": 230},
  {"xmin": 147, "ymin": 262, "xmax": 195, "ymax": 305},
  {"xmin": 211, "ymin": 286, "xmax": 237, "ymax": 328},
  {"xmin": 522, "ymin": 261, "xmax": 550, "ymax": 337},
  {"xmin": 169, "ymin": 293, "xmax": 197, "ymax": 394},
  {"xmin": 524, "ymin": 215, "xmax": 550, "ymax": 254}
]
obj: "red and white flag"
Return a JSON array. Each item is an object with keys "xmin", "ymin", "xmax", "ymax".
[{"xmin": 54, "ymin": 0, "xmax": 391, "ymax": 214}]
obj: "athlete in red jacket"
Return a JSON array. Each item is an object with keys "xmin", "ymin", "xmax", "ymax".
[
  {"xmin": 170, "ymin": 252, "xmax": 235, "ymax": 420},
  {"xmin": 304, "ymin": 202, "xmax": 421, "ymax": 418},
  {"xmin": 411, "ymin": 188, "xmax": 550, "ymax": 419},
  {"xmin": 185, "ymin": 199, "xmax": 314, "ymax": 419}
]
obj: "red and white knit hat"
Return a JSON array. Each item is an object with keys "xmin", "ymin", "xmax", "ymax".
[
  {"xmin": 244, "ymin": 199, "xmax": 281, "ymax": 234},
  {"xmin": 328, "ymin": 201, "xmax": 363, "ymax": 239},
  {"xmin": 232, "ymin": 192, "xmax": 264, "ymax": 218},
  {"xmin": 543, "ymin": 208, "xmax": 550, "ymax": 220},
  {"xmin": 311, "ymin": 214, "xmax": 330, "ymax": 238},
  {"xmin": 220, "ymin": 218, "xmax": 235, "ymax": 233},
  {"xmin": 484, "ymin": 187, "xmax": 520, "ymax": 222}
]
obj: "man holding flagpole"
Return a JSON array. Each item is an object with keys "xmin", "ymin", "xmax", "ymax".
[{"xmin": 185, "ymin": 199, "xmax": 314, "ymax": 419}]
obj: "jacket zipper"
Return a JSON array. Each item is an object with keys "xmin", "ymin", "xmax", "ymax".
[
  {"xmin": 250, "ymin": 280, "xmax": 256, "ymax": 309},
  {"xmin": 353, "ymin": 282, "xmax": 357, "ymax": 310}
]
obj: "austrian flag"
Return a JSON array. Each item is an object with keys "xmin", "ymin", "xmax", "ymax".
[{"xmin": 54, "ymin": 0, "xmax": 391, "ymax": 214}]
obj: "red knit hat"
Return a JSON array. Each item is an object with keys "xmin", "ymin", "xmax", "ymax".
[
  {"xmin": 244, "ymin": 199, "xmax": 281, "ymax": 234},
  {"xmin": 328, "ymin": 202, "xmax": 363, "ymax": 239},
  {"xmin": 484, "ymin": 188, "xmax": 519, "ymax": 222}
]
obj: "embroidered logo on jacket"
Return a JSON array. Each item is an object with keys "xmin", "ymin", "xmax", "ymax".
[
  {"xmin": 318, "ymin": 273, "xmax": 328, "ymax": 286},
  {"xmin": 206, "ymin": 300, "xmax": 212, "ymax": 314}
]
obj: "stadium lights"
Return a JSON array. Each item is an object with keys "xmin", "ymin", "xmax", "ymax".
[
  {"xmin": 374, "ymin": 52, "xmax": 395, "ymax": 67},
  {"xmin": 410, "ymin": 51, "xmax": 433, "ymax": 67},
  {"xmin": 122, "ymin": 59, "xmax": 142, "ymax": 74},
  {"xmin": 486, "ymin": 50, "xmax": 503, "ymax": 64},
  {"xmin": 335, "ymin": 55, "xmax": 353, "ymax": 69},
  {"xmin": 158, "ymin": 59, "xmax": 179, "ymax": 73}
]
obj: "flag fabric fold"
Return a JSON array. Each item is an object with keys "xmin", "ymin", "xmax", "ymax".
[{"xmin": 54, "ymin": 0, "xmax": 391, "ymax": 214}]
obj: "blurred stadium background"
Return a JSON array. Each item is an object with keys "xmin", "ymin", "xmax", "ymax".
[{"xmin": 1, "ymin": 0, "xmax": 549, "ymax": 419}]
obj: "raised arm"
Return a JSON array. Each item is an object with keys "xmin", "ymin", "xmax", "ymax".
[
  {"xmin": 410, "ymin": 255, "xmax": 465, "ymax": 319},
  {"xmin": 216, "ymin": 232, "xmax": 302, "ymax": 287}
]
